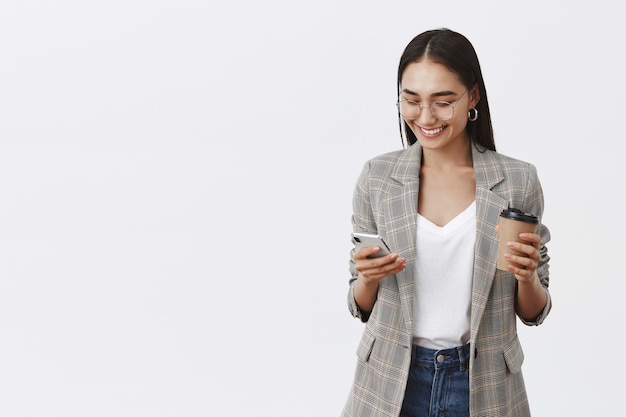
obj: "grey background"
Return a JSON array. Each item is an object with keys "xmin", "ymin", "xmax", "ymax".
[{"xmin": 1, "ymin": 1, "xmax": 624, "ymax": 416}]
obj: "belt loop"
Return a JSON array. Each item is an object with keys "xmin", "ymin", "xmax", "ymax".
[{"xmin": 458, "ymin": 345, "xmax": 468, "ymax": 371}]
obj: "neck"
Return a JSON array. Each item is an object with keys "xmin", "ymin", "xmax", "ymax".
[{"xmin": 421, "ymin": 139, "xmax": 473, "ymax": 169}]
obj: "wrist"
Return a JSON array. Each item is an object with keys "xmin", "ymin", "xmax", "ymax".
[{"xmin": 358, "ymin": 273, "xmax": 378, "ymax": 287}]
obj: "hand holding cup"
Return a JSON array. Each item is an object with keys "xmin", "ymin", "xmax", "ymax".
[{"xmin": 496, "ymin": 208, "xmax": 539, "ymax": 272}]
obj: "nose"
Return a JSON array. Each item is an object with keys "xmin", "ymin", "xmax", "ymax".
[{"xmin": 416, "ymin": 105, "xmax": 437, "ymax": 124}]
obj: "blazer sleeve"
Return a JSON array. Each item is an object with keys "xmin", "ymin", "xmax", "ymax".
[
  {"xmin": 519, "ymin": 163, "xmax": 552, "ymax": 326},
  {"xmin": 347, "ymin": 160, "xmax": 378, "ymax": 322}
]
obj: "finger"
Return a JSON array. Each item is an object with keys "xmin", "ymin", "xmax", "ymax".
[
  {"xmin": 369, "ymin": 262, "xmax": 407, "ymax": 281},
  {"xmin": 518, "ymin": 232, "xmax": 541, "ymax": 248},
  {"xmin": 504, "ymin": 252, "xmax": 533, "ymax": 270},
  {"xmin": 506, "ymin": 241, "xmax": 539, "ymax": 259},
  {"xmin": 354, "ymin": 245, "xmax": 384, "ymax": 260},
  {"xmin": 505, "ymin": 252, "xmax": 537, "ymax": 270},
  {"xmin": 355, "ymin": 252, "xmax": 398, "ymax": 273},
  {"xmin": 504, "ymin": 254, "xmax": 538, "ymax": 284},
  {"xmin": 360, "ymin": 255, "xmax": 404, "ymax": 275},
  {"xmin": 359, "ymin": 256, "xmax": 406, "ymax": 281},
  {"xmin": 507, "ymin": 263, "xmax": 534, "ymax": 282}
]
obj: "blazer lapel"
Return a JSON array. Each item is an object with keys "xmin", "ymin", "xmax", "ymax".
[
  {"xmin": 470, "ymin": 145, "xmax": 509, "ymax": 344},
  {"xmin": 384, "ymin": 144, "xmax": 422, "ymax": 335}
]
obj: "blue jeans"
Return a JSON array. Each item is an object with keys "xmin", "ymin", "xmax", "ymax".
[{"xmin": 399, "ymin": 343, "xmax": 470, "ymax": 417}]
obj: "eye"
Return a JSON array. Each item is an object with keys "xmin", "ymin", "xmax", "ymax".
[
  {"xmin": 433, "ymin": 101, "xmax": 452, "ymax": 108},
  {"xmin": 404, "ymin": 99, "xmax": 419, "ymax": 106}
]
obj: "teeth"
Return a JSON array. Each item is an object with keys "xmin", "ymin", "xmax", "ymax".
[{"xmin": 421, "ymin": 126, "xmax": 444, "ymax": 135}]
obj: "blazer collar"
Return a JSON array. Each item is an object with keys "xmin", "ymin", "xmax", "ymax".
[
  {"xmin": 390, "ymin": 143, "xmax": 421, "ymax": 185},
  {"xmin": 389, "ymin": 142, "xmax": 505, "ymax": 188},
  {"xmin": 471, "ymin": 143, "xmax": 505, "ymax": 190}
]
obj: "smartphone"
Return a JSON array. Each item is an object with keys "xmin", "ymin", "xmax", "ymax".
[{"xmin": 351, "ymin": 232, "xmax": 392, "ymax": 258}]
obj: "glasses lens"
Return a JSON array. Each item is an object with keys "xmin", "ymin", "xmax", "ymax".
[
  {"xmin": 398, "ymin": 100, "xmax": 419, "ymax": 119},
  {"xmin": 431, "ymin": 102, "xmax": 453, "ymax": 120}
]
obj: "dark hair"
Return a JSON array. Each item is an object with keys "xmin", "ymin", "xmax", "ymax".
[{"xmin": 397, "ymin": 29, "xmax": 495, "ymax": 151}]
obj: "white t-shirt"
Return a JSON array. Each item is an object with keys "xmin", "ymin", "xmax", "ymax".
[{"xmin": 413, "ymin": 201, "xmax": 476, "ymax": 350}]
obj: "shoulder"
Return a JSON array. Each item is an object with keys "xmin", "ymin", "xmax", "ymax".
[
  {"xmin": 477, "ymin": 146, "xmax": 534, "ymax": 169},
  {"xmin": 366, "ymin": 148, "xmax": 407, "ymax": 166},
  {"xmin": 494, "ymin": 151, "xmax": 539, "ymax": 184},
  {"xmin": 474, "ymin": 147, "xmax": 545, "ymax": 209},
  {"xmin": 360, "ymin": 146, "xmax": 417, "ymax": 180},
  {"xmin": 474, "ymin": 146, "xmax": 539, "ymax": 183}
]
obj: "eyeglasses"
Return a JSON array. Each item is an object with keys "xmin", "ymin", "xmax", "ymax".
[{"xmin": 396, "ymin": 89, "xmax": 469, "ymax": 121}]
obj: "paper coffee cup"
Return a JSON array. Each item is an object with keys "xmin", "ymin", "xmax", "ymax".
[{"xmin": 497, "ymin": 208, "xmax": 539, "ymax": 271}]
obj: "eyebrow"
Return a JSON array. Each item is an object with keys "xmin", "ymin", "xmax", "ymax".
[{"xmin": 401, "ymin": 88, "xmax": 459, "ymax": 98}]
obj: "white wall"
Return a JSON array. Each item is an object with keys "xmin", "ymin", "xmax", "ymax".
[{"xmin": 1, "ymin": 1, "xmax": 624, "ymax": 416}]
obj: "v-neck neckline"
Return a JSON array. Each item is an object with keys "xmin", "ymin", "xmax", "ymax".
[{"xmin": 417, "ymin": 201, "xmax": 476, "ymax": 232}]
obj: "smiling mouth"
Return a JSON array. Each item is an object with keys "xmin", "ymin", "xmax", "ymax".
[{"xmin": 420, "ymin": 125, "xmax": 445, "ymax": 135}]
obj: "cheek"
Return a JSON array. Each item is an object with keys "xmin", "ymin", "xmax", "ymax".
[{"xmin": 452, "ymin": 112, "xmax": 470, "ymax": 128}]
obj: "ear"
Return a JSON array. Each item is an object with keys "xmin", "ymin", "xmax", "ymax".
[{"xmin": 469, "ymin": 84, "xmax": 481, "ymax": 108}]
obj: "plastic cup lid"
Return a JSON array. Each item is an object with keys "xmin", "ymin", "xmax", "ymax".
[{"xmin": 500, "ymin": 208, "xmax": 538, "ymax": 224}]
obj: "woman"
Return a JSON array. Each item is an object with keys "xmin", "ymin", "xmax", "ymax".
[{"xmin": 342, "ymin": 29, "xmax": 551, "ymax": 417}]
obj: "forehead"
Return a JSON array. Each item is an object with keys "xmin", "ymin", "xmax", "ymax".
[{"xmin": 400, "ymin": 59, "xmax": 464, "ymax": 95}]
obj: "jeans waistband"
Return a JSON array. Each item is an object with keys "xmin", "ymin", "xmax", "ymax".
[{"xmin": 411, "ymin": 343, "xmax": 470, "ymax": 371}]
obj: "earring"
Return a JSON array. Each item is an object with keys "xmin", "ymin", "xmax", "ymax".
[{"xmin": 468, "ymin": 108, "xmax": 479, "ymax": 122}]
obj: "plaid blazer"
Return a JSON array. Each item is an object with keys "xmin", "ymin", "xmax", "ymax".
[{"xmin": 342, "ymin": 143, "xmax": 552, "ymax": 417}]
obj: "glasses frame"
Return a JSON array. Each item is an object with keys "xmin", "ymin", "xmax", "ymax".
[{"xmin": 396, "ymin": 88, "xmax": 469, "ymax": 121}]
